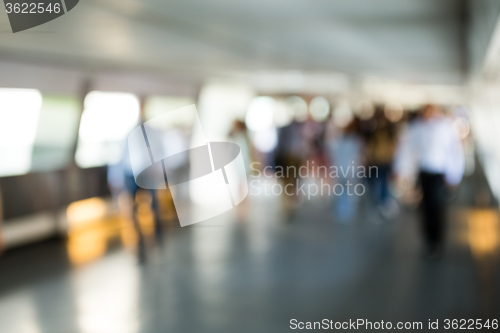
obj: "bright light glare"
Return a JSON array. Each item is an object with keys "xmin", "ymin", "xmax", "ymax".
[
  {"xmin": 245, "ymin": 96, "xmax": 276, "ymax": 132},
  {"xmin": 79, "ymin": 92, "xmax": 139, "ymax": 143},
  {"xmin": 67, "ymin": 197, "xmax": 107, "ymax": 228},
  {"xmin": 0, "ymin": 88, "xmax": 42, "ymax": 176},
  {"xmin": 253, "ymin": 128, "xmax": 278, "ymax": 153},
  {"xmin": 74, "ymin": 261, "xmax": 140, "ymax": 333},
  {"xmin": 0, "ymin": 89, "xmax": 42, "ymax": 146},
  {"xmin": 196, "ymin": 82, "xmax": 255, "ymax": 141},
  {"xmin": 76, "ymin": 92, "xmax": 140, "ymax": 168},
  {"xmin": 309, "ymin": 96, "xmax": 330, "ymax": 122}
]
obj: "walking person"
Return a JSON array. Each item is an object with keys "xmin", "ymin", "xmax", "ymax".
[
  {"xmin": 326, "ymin": 118, "xmax": 364, "ymax": 224},
  {"xmin": 275, "ymin": 117, "xmax": 307, "ymax": 220},
  {"xmin": 393, "ymin": 104, "xmax": 464, "ymax": 257},
  {"xmin": 0, "ymin": 186, "xmax": 4, "ymax": 255},
  {"xmin": 108, "ymin": 138, "xmax": 165, "ymax": 264},
  {"xmin": 366, "ymin": 109, "xmax": 397, "ymax": 218}
]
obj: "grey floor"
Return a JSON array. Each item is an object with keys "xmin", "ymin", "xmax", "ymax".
[{"xmin": 0, "ymin": 179, "xmax": 498, "ymax": 333}]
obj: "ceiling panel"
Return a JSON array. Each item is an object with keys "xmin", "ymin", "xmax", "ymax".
[{"xmin": 0, "ymin": 0, "xmax": 464, "ymax": 84}]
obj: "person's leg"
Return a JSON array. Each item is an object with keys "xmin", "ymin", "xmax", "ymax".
[
  {"xmin": 420, "ymin": 172, "xmax": 446, "ymax": 254},
  {"xmin": 368, "ymin": 169, "xmax": 379, "ymax": 206},
  {"xmin": 131, "ymin": 201, "xmax": 147, "ymax": 263},
  {"xmin": 426, "ymin": 186, "xmax": 440, "ymax": 249},
  {"xmin": 432, "ymin": 174, "xmax": 447, "ymax": 248},
  {"xmin": 420, "ymin": 172, "xmax": 435, "ymax": 250},
  {"xmin": 0, "ymin": 187, "xmax": 4, "ymax": 255},
  {"xmin": 282, "ymin": 156, "xmax": 302, "ymax": 221},
  {"xmin": 125, "ymin": 175, "xmax": 147, "ymax": 263},
  {"xmin": 379, "ymin": 166, "xmax": 389, "ymax": 206},
  {"xmin": 151, "ymin": 189, "xmax": 163, "ymax": 245},
  {"xmin": 336, "ymin": 178, "xmax": 357, "ymax": 223}
]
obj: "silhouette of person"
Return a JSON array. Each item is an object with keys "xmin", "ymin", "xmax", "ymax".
[{"xmin": 394, "ymin": 104, "xmax": 464, "ymax": 256}]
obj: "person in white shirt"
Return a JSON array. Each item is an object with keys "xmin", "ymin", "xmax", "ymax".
[{"xmin": 393, "ymin": 104, "xmax": 464, "ymax": 256}]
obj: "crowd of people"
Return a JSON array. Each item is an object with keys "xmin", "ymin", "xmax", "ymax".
[
  {"xmin": 108, "ymin": 98, "xmax": 467, "ymax": 262},
  {"xmin": 268, "ymin": 100, "xmax": 466, "ymax": 257}
]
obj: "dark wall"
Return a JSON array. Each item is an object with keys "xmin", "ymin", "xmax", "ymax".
[{"xmin": 0, "ymin": 167, "xmax": 110, "ymax": 221}]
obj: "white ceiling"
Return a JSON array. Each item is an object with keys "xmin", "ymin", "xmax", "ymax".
[{"xmin": 0, "ymin": 0, "xmax": 465, "ymax": 86}]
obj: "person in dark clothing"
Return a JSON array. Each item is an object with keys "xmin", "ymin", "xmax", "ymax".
[
  {"xmin": 274, "ymin": 120, "xmax": 306, "ymax": 219},
  {"xmin": 366, "ymin": 110, "xmax": 397, "ymax": 217},
  {"xmin": 419, "ymin": 171, "xmax": 447, "ymax": 251}
]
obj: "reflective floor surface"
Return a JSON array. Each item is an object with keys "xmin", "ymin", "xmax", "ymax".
[{"xmin": 0, "ymin": 178, "xmax": 499, "ymax": 333}]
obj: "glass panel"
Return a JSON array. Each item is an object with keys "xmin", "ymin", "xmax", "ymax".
[
  {"xmin": 31, "ymin": 95, "xmax": 80, "ymax": 172},
  {"xmin": 75, "ymin": 92, "xmax": 140, "ymax": 168},
  {"xmin": 0, "ymin": 88, "xmax": 42, "ymax": 177}
]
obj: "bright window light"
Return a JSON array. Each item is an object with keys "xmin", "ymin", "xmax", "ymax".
[
  {"xmin": 79, "ymin": 92, "xmax": 140, "ymax": 143},
  {"xmin": 245, "ymin": 96, "xmax": 276, "ymax": 132},
  {"xmin": 76, "ymin": 92, "xmax": 140, "ymax": 168},
  {"xmin": 196, "ymin": 82, "xmax": 255, "ymax": 141},
  {"xmin": 253, "ymin": 128, "xmax": 278, "ymax": 153},
  {"xmin": 0, "ymin": 88, "xmax": 42, "ymax": 177}
]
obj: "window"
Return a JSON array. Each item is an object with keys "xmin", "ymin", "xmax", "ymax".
[
  {"xmin": 0, "ymin": 89, "xmax": 42, "ymax": 177},
  {"xmin": 31, "ymin": 95, "xmax": 80, "ymax": 172},
  {"xmin": 75, "ymin": 92, "xmax": 140, "ymax": 168}
]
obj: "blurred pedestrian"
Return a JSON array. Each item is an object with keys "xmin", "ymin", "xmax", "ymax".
[
  {"xmin": 108, "ymin": 147, "xmax": 148, "ymax": 263},
  {"xmin": 327, "ymin": 118, "xmax": 364, "ymax": 223},
  {"xmin": 393, "ymin": 104, "xmax": 464, "ymax": 257},
  {"xmin": 275, "ymin": 117, "xmax": 307, "ymax": 220},
  {"xmin": 230, "ymin": 120, "xmax": 252, "ymax": 168},
  {"xmin": 0, "ymin": 186, "xmax": 4, "ymax": 254},
  {"xmin": 108, "ymin": 135, "xmax": 165, "ymax": 264},
  {"xmin": 366, "ymin": 109, "xmax": 397, "ymax": 218},
  {"xmin": 229, "ymin": 120, "xmax": 252, "ymax": 221}
]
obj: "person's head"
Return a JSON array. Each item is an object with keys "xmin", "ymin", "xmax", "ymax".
[
  {"xmin": 374, "ymin": 106, "xmax": 387, "ymax": 127},
  {"xmin": 422, "ymin": 104, "xmax": 441, "ymax": 120},
  {"xmin": 231, "ymin": 119, "xmax": 247, "ymax": 133}
]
